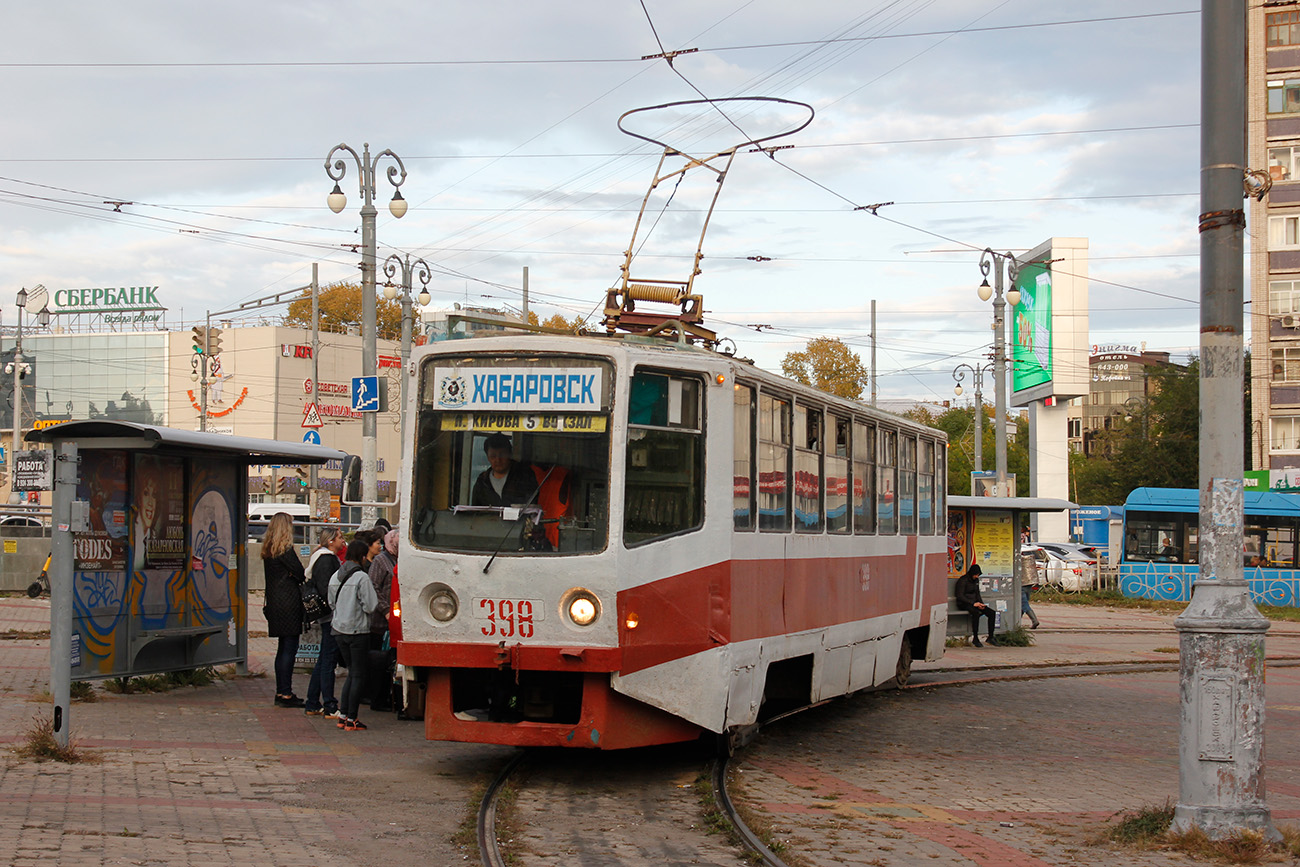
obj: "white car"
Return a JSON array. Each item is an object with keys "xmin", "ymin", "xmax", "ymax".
[{"xmin": 1021, "ymin": 544, "xmax": 1095, "ymax": 591}]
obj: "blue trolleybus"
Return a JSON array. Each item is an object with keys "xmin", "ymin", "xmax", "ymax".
[{"xmin": 1120, "ymin": 486, "xmax": 1300, "ymax": 606}]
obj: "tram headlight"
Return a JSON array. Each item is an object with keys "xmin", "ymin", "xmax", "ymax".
[
  {"xmin": 562, "ymin": 588, "xmax": 601, "ymax": 627},
  {"xmin": 428, "ymin": 586, "xmax": 459, "ymax": 623}
]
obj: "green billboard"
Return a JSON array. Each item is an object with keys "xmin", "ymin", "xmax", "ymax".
[{"xmin": 1011, "ymin": 260, "xmax": 1052, "ymax": 392}]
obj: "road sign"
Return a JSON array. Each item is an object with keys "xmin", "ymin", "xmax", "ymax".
[
  {"xmin": 302, "ymin": 402, "xmax": 324, "ymax": 428},
  {"xmin": 302, "ymin": 430, "xmax": 321, "ymax": 446},
  {"xmin": 352, "ymin": 376, "xmax": 380, "ymax": 412}
]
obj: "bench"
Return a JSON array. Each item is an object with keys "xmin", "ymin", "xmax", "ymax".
[{"xmin": 130, "ymin": 624, "xmax": 225, "ymax": 668}]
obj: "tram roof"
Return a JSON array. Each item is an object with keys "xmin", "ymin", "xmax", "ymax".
[
  {"xmin": 1125, "ymin": 486, "xmax": 1300, "ymax": 517},
  {"xmin": 948, "ymin": 495, "xmax": 1076, "ymax": 512},
  {"xmin": 26, "ymin": 420, "xmax": 346, "ymax": 464}
]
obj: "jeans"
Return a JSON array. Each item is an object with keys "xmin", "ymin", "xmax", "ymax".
[
  {"xmin": 305, "ymin": 626, "xmax": 339, "ymax": 712},
  {"xmin": 1021, "ymin": 588, "xmax": 1039, "ymax": 627},
  {"xmin": 274, "ymin": 635, "xmax": 300, "ymax": 697},
  {"xmin": 335, "ymin": 631, "xmax": 370, "ymax": 721}
]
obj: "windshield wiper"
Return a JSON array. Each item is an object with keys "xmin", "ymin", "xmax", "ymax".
[{"xmin": 483, "ymin": 465, "xmax": 555, "ymax": 574}]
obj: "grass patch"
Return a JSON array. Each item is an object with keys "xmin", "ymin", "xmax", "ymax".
[
  {"xmin": 944, "ymin": 636, "xmax": 968, "ymax": 648},
  {"xmin": 12, "ymin": 714, "xmax": 100, "ymax": 764},
  {"xmin": 993, "ymin": 625, "xmax": 1035, "ymax": 647},
  {"xmin": 1035, "ymin": 587, "xmax": 1300, "ymax": 622},
  {"xmin": 102, "ymin": 667, "xmax": 221, "ymax": 694},
  {"xmin": 706, "ymin": 766, "xmax": 810, "ymax": 866},
  {"xmin": 1, "ymin": 628, "xmax": 51, "ymax": 641},
  {"xmin": 1105, "ymin": 803, "xmax": 1300, "ymax": 863}
]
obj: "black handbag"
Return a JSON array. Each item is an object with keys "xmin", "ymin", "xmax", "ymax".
[{"xmin": 301, "ymin": 584, "xmax": 330, "ymax": 624}]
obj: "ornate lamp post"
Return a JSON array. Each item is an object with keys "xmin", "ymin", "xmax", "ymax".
[
  {"xmin": 977, "ymin": 249, "xmax": 1020, "ymax": 496},
  {"xmin": 952, "ymin": 361, "xmax": 993, "ymax": 488},
  {"xmin": 382, "ymin": 253, "xmax": 431, "ymax": 449},
  {"xmin": 325, "ymin": 142, "xmax": 408, "ymax": 523}
]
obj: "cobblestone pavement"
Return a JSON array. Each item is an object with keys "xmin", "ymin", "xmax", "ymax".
[
  {"xmin": 731, "ymin": 602, "xmax": 1300, "ymax": 866},
  {"xmin": 0, "ymin": 593, "xmax": 505, "ymax": 867},
  {"xmin": 5, "ymin": 595, "xmax": 1300, "ymax": 866}
]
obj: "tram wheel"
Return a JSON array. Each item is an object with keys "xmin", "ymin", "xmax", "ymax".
[{"xmin": 891, "ymin": 638, "xmax": 913, "ymax": 689}]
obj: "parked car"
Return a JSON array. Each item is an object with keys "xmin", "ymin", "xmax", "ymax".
[
  {"xmin": 1038, "ymin": 541, "xmax": 1100, "ymax": 564},
  {"xmin": 1021, "ymin": 544, "xmax": 1096, "ymax": 591}
]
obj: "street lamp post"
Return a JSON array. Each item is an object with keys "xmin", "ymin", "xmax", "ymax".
[
  {"xmin": 952, "ymin": 361, "xmax": 993, "ymax": 487},
  {"xmin": 977, "ymin": 249, "xmax": 1020, "ymax": 496},
  {"xmin": 325, "ymin": 142, "xmax": 409, "ymax": 525},
  {"xmin": 7, "ymin": 287, "xmax": 48, "ymax": 503},
  {"xmin": 382, "ymin": 253, "xmax": 431, "ymax": 450}
]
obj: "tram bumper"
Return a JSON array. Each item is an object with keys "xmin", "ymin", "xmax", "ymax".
[{"xmin": 402, "ymin": 643, "xmax": 703, "ymax": 749}]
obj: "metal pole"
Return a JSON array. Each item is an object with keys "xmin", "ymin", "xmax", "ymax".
[
  {"xmin": 200, "ymin": 313, "xmax": 210, "ymax": 432},
  {"xmin": 359, "ymin": 147, "xmax": 379, "ymax": 527},
  {"xmin": 973, "ymin": 369, "xmax": 984, "ymax": 475},
  {"xmin": 1172, "ymin": 0, "xmax": 1276, "ymax": 840},
  {"xmin": 522, "ymin": 265, "xmax": 529, "ymax": 323},
  {"xmin": 49, "ymin": 440, "xmax": 76, "ymax": 748},
  {"xmin": 399, "ymin": 274, "xmax": 412, "ymax": 449},
  {"xmin": 310, "ymin": 263, "xmax": 320, "ymax": 493},
  {"xmin": 870, "ymin": 300, "xmax": 877, "ymax": 408},
  {"xmin": 992, "ymin": 263, "xmax": 1008, "ymax": 495},
  {"xmin": 10, "ymin": 304, "xmax": 22, "ymax": 503}
]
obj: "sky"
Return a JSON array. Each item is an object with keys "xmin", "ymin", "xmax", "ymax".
[{"xmin": 0, "ymin": 1, "xmax": 1204, "ymax": 406}]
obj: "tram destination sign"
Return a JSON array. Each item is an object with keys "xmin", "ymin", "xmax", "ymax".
[
  {"xmin": 440, "ymin": 412, "xmax": 607, "ymax": 433},
  {"xmin": 432, "ymin": 366, "xmax": 603, "ymax": 412}
]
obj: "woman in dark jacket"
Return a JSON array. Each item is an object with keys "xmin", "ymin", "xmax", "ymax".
[{"xmin": 262, "ymin": 512, "xmax": 306, "ymax": 706}]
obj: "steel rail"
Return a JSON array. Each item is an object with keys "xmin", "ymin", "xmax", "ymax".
[{"xmin": 478, "ymin": 750, "xmax": 525, "ymax": 867}]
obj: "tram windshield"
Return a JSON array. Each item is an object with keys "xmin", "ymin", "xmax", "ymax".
[{"xmin": 410, "ymin": 356, "xmax": 611, "ymax": 554}]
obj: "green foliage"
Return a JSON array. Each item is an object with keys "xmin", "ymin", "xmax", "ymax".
[
  {"xmin": 1071, "ymin": 357, "xmax": 1202, "ymax": 505},
  {"xmin": 922, "ymin": 403, "xmax": 1030, "ymax": 495},
  {"xmin": 1107, "ymin": 802, "xmax": 1174, "ymax": 845},
  {"xmin": 781, "ymin": 337, "xmax": 869, "ymax": 399}
]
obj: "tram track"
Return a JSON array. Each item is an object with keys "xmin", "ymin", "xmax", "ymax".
[{"xmin": 474, "ymin": 658, "xmax": 1300, "ymax": 867}]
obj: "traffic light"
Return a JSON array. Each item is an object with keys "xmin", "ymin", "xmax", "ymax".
[
  {"xmin": 341, "ymin": 454, "xmax": 361, "ymax": 502},
  {"xmin": 296, "ymin": 465, "xmax": 309, "ymax": 489},
  {"xmin": 277, "ymin": 476, "xmax": 293, "ymax": 494},
  {"xmin": 206, "ymin": 327, "xmax": 223, "ymax": 357},
  {"xmin": 191, "ymin": 325, "xmax": 207, "ymax": 355}
]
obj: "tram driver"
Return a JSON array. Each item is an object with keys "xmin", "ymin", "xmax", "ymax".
[{"xmin": 472, "ymin": 433, "xmax": 538, "ymax": 507}]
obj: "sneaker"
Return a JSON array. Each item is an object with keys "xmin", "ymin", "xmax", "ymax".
[
  {"xmin": 324, "ymin": 709, "xmax": 343, "ymax": 720},
  {"xmin": 971, "ymin": 637, "xmax": 984, "ymax": 648},
  {"xmin": 345, "ymin": 719, "xmax": 368, "ymax": 731},
  {"xmin": 304, "ymin": 708, "xmax": 324, "ymax": 716},
  {"xmin": 274, "ymin": 694, "xmax": 305, "ymax": 708},
  {"xmin": 337, "ymin": 717, "xmax": 350, "ymax": 729},
  {"xmin": 987, "ymin": 636, "xmax": 999, "ymax": 646},
  {"xmin": 1032, "ymin": 622, "xmax": 1040, "ymax": 630}
]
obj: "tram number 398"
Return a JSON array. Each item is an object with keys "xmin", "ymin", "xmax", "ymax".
[{"xmin": 478, "ymin": 598, "xmax": 536, "ymax": 638}]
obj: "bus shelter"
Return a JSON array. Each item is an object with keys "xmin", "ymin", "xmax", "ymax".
[
  {"xmin": 946, "ymin": 495, "xmax": 1075, "ymax": 637},
  {"xmin": 28, "ymin": 421, "xmax": 344, "ymax": 680}
]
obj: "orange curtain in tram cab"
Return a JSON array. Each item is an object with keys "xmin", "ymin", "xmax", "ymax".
[{"xmin": 531, "ymin": 465, "xmax": 573, "ymax": 548}]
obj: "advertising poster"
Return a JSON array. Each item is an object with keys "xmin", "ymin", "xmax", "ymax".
[
  {"xmin": 971, "ymin": 511, "xmax": 1016, "ymax": 575},
  {"xmin": 1011, "ymin": 260, "xmax": 1053, "ymax": 392},
  {"xmin": 75, "ymin": 450, "xmax": 128, "ymax": 570},
  {"xmin": 133, "ymin": 454, "xmax": 186, "ymax": 571},
  {"xmin": 947, "ymin": 510, "xmax": 970, "ymax": 578}
]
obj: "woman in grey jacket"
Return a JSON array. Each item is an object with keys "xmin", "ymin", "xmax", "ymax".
[{"xmin": 328, "ymin": 539, "xmax": 379, "ymax": 731}]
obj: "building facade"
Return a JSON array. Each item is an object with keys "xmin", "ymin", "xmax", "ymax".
[
  {"xmin": 1, "ymin": 324, "xmax": 408, "ymax": 508},
  {"xmin": 1251, "ymin": 2, "xmax": 1300, "ymax": 472}
]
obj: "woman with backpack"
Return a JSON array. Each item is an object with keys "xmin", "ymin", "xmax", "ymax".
[{"xmin": 329, "ymin": 538, "xmax": 379, "ymax": 731}]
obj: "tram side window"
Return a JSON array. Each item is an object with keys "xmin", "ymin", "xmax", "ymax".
[
  {"xmin": 624, "ymin": 371, "xmax": 704, "ymax": 546},
  {"xmin": 1124, "ymin": 516, "xmax": 1187, "ymax": 563},
  {"xmin": 1245, "ymin": 519, "xmax": 1298, "ymax": 566},
  {"xmin": 826, "ymin": 416, "xmax": 850, "ymax": 534},
  {"xmin": 878, "ymin": 429, "xmax": 898, "ymax": 534},
  {"xmin": 918, "ymin": 439, "xmax": 934, "ymax": 535},
  {"xmin": 759, "ymin": 393, "xmax": 791, "ymax": 532},
  {"xmin": 794, "ymin": 404, "xmax": 823, "ymax": 533},
  {"xmin": 899, "ymin": 434, "xmax": 917, "ymax": 535},
  {"xmin": 853, "ymin": 421, "xmax": 875, "ymax": 535},
  {"xmin": 733, "ymin": 383, "xmax": 755, "ymax": 531}
]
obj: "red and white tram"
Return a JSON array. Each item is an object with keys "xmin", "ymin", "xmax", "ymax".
[{"xmin": 391, "ymin": 333, "xmax": 949, "ymax": 749}]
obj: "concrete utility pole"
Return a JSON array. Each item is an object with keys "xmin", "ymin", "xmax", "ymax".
[
  {"xmin": 1172, "ymin": 0, "xmax": 1277, "ymax": 840},
  {"xmin": 310, "ymin": 263, "xmax": 319, "ymax": 493},
  {"xmin": 49, "ymin": 440, "xmax": 77, "ymax": 748}
]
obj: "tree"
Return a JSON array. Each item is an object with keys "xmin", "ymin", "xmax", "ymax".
[
  {"xmin": 540, "ymin": 313, "xmax": 589, "ymax": 333},
  {"xmin": 284, "ymin": 281, "xmax": 404, "ymax": 340},
  {"xmin": 781, "ymin": 337, "xmax": 869, "ymax": 400},
  {"xmin": 906, "ymin": 403, "xmax": 1030, "ymax": 495}
]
